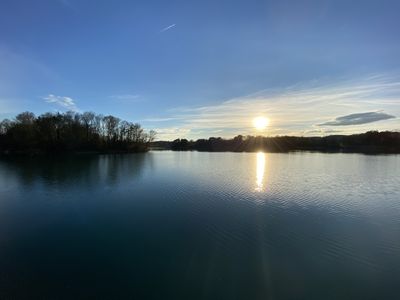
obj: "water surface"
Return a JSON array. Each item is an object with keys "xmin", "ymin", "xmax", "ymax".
[{"xmin": 0, "ymin": 152, "xmax": 399, "ymax": 299}]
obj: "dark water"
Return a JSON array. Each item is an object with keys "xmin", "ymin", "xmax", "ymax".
[{"xmin": 0, "ymin": 152, "xmax": 399, "ymax": 299}]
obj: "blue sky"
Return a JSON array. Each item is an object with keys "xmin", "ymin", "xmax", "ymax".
[{"xmin": 0, "ymin": 0, "xmax": 399, "ymax": 139}]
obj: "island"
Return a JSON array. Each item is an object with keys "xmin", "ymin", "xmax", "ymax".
[{"xmin": 0, "ymin": 111, "xmax": 156, "ymax": 154}]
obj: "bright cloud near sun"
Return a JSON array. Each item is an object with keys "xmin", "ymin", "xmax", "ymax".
[{"xmin": 144, "ymin": 74, "xmax": 400, "ymax": 140}]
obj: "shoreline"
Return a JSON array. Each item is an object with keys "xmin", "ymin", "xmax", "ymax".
[{"xmin": 150, "ymin": 148, "xmax": 400, "ymax": 155}]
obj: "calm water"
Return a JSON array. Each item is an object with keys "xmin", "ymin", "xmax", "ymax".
[{"xmin": 0, "ymin": 151, "xmax": 399, "ymax": 299}]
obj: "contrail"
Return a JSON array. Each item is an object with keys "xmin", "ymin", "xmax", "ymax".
[{"xmin": 160, "ymin": 24, "xmax": 176, "ymax": 33}]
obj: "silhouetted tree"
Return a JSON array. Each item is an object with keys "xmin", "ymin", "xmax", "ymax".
[
  {"xmin": 153, "ymin": 131, "xmax": 400, "ymax": 154},
  {"xmin": 16, "ymin": 112, "xmax": 35, "ymax": 125},
  {"xmin": 0, "ymin": 111, "xmax": 155, "ymax": 154}
]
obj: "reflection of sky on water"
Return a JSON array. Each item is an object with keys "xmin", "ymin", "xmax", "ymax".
[
  {"xmin": 0, "ymin": 152, "xmax": 400, "ymax": 299},
  {"xmin": 0, "ymin": 154, "xmax": 150, "ymax": 191}
]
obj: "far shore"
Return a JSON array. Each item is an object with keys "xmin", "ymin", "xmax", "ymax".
[{"xmin": 150, "ymin": 131, "xmax": 400, "ymax": 154}]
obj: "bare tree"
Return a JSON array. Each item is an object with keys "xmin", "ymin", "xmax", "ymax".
[
  {"xmin": 82, "ymin": 112, "xmax": 96, "ymax": 141},
  {"xmin": 15, "ymin": 112, "xmax": 35, "ymax": 125},
  {"xmin": 103, "ymin": 115, "xmax": 120, "ymax": 142},
  {"xmin": 148, "ymin": 130, "xmax": 156, "ymax": 143}
]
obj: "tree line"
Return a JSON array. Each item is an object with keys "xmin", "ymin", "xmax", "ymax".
[
  {"xmin": 0, "ymin": 111, "xmax": 156, "ymax": 154},
  {"xmin": 152, "ymin": 131, "xmax": 400, "ymax": 154}
]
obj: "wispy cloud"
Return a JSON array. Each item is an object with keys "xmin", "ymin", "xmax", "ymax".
[
  {"xmin": 143, "ymin": 117, "xmax": 177, "ymax": 122},
  {"xmin": 44, "ymin": 94, "xmax": 78, "ymax": 111},
  {"xmin": 319, "ymin": 111, "xmax": 396, "ymax": 126},
  {"xmin": 153, "ymin": 127, "xmax": 191, "ymax": 140},
  {"xmin": 160, "ymin": 24, "xmax": 176, "ymax": 33},
  {"xmin": 145, "ymin": 74, "xmax": 400, "ymax": 140},
  {"xmin": 303, "ymin": 128, "xmax": 342, "ymax": 135}
]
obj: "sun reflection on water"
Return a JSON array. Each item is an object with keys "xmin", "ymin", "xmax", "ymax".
[{"xmin": 255, "ymin": 152, "xmax": 266, "ymax": 192}]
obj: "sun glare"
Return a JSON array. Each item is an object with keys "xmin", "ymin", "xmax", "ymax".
[
  {"xmin": 253, "ymin": 117, "xmax": 269, "ymax": 130},
  {"xmin": 255, "ymin": 152, "xmax": 266, "ymax": 192}
]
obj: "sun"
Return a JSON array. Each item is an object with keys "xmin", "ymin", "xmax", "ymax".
[{"xmin": 253, "ymin": 117, "xmax": 269, "ymax": 130}]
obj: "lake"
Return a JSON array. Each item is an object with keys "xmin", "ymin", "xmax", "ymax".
[{"xmin": 0, "ymin": 151, "xmax": 399, "ymax": 299}]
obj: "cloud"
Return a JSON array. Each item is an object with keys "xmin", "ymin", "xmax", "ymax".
[
  {"xmin": 303, "ymin": 128, "xmax": 342, "ymax": 136},
  {"xmin": 152, "ymin": 127, "xmax": 191, "ymax": 141},
  {"xmin": 160, "ymin": 24, "xmax": 176, "ymax": 33},
  {"xmin": 44, "ymin": 94, "xmax": 78, "ymax": 111},
  {"xmin": 143, "ymin": 74, "xmax": 400, "ymax": 140},
  {"xmin": 143, "ymin": 117, "xmax": 177, "ymax": 122},
  {"xmin": 319, "ymin": 111, "xmax": 396, "ymax": 126}
]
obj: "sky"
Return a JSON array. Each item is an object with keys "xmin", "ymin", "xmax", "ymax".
[{"xmin": 0, "ymin": 0, "xmax": 399, "ymax": 140}]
